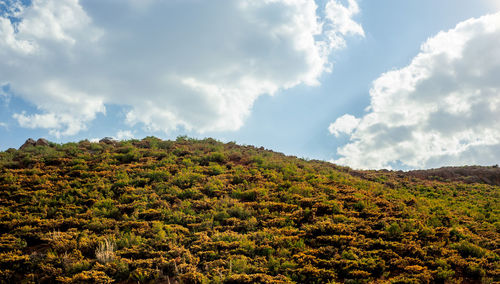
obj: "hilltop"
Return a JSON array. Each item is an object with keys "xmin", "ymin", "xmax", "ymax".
[{"xmin": 0, "ymin": 137, "xmax": 498, "ymax": 283}]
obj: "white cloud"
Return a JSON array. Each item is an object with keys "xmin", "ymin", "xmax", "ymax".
[
  {"xmin": 0, "ymin": 84, "xmax": 9, "ymax": 105},
  {"xmin": 11, "ymin": 80, "xmax": 106, "ymax": 137},
  {"xmin": 114, "ymin": 130, "xmax": 135, "ymax": 141},
  {"xmin": 330, "ymin": 12, "xmax": 500, "ymax": 169},
  {"xmin": 485, "ymin": 0, "xmax": 500, "ymax": 12},
  {"xmin": 1, "ymin": 0, "xmax": 363, "ymax": 136},
  {"xmin": 0, "ymin": 122, "xmax": 7, "ymax": 128},
  {"xmin": 324, "ymin": 0, "xmax": 364, "ymax": 50},
  {"xmin": 328, "ymin": 114, "xmax": 360, "ymax": 137}
]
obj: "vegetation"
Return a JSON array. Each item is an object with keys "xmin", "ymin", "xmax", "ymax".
[{"xmin": 0, "ymin": 136, "xmax": 498, "ymax": 283}]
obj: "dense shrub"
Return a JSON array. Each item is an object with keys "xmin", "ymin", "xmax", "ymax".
[{"xmin": 0, "ymin": 137, "xmax": 498, "ymax": 283}]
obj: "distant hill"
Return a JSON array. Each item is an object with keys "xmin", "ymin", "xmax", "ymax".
[
  {"xmin": 350, "ymin": 165, "xmax": 500, "ymax": 188},
  {"xmin": 0, "ymin": 137, "xmax": 498, "ymax": 283},
  {"xmin": 407, "ymin": 166, "xmax": 500, "ymax": 186}
]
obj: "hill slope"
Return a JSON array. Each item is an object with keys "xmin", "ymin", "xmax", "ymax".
[{"xmin": 0, "ymin": 137, "xmax": 498, "ymax": 283}]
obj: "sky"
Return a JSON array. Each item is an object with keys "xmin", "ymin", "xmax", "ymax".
[{"xmin": 0, "ymin": 0, "xmax": 499, "ymax": 170}]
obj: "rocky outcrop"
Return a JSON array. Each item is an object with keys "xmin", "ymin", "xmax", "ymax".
[
  {"xmin": 35, "ymin": 138, "xmax": 50, "ymax": 147},
  {"xmin": 19, "ymin": 138, "xmax": 51, "ymax": 150},
  {"xmin": 99, "ymin": 137, "xmax": 117, "ymax": 145},
  {"xmin": 19, "ymin": 138, "xmax": 36, "ymax": 150}
]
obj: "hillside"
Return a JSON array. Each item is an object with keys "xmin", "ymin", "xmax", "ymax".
[
  {"xmin": 0, "ymin": 137, "xmax": 498, "ymax": 283},
  {"xmin": 407, "ymin": 166, "xmax": 500, "ymax": 186}
]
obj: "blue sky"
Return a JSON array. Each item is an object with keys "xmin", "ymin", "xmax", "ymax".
[{"xmin": 1, "ymin": 0, "xmax": 499, "ymax": 169}]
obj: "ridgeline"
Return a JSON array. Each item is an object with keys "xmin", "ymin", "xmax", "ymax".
[{"xmin": 0, "ymin": 137, "xmax": 498, "ymax": 283}]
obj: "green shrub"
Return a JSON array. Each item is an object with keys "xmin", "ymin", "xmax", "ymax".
[
  {"xmin": 452, "ymin": 241, "xmax": 486, "ymax": 258},
  {"xmin": 386, "ymin": 222, "xmax": 402, "ymax": 239}
]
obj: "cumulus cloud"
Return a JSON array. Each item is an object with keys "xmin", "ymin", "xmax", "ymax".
[
  {"xmin": 114, "ymin": 130, "xmax": 135, "ymax": 141},
  {"xmin": 328, "ymin": 114, "xmax": 360, "ymax": 137},
  {"xmin": 0, "ymin": 0, "xmax": 363, "ymax": 136},
  {"xmin": 330, "ymin": 12, "xmax": 500, "ymax": 169},
  {"xmin": 324, "ymin": 0, "xmax": 364, "ymax": 50}
]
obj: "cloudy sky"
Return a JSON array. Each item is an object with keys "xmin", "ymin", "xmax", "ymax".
[{"xmin": 1, "ymin": 0, "xmax": 499, "ymax": 169}]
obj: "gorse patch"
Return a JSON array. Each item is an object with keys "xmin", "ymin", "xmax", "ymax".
[{"xmin": 0, "ymin": 137, "xmax": 498, "ymax": 283}]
